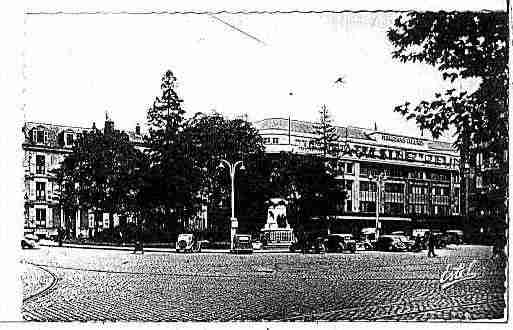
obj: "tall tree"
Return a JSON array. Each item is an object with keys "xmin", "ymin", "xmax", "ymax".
[
  {"xmin": 387, "ymin": 12, "xmax": 508, "ymax": 162},
  {"xmin": 144, "ymin": 70, "xmax": 200, "ymax": 233},
  {"xmin": 313, "ymin": 105, "xmax": 340, "ymax": 159}
]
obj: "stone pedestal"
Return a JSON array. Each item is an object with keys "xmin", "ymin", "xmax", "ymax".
[{"xmin": 261, "ymin": 198, "xmax": 294, "ymax": 250}]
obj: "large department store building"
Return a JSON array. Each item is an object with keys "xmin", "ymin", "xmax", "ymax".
[{"xmin": 254, "ymin": 118, "xmax": 462, "ymax": 234}]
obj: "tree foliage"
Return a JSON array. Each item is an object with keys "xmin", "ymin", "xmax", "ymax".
[
  {"xmin": 55, "ymin": 127, "xmax": 145, "ymax": 233},
  {"xmin": 183, "ymin": 111, "xmax": 266, "ymax": 237},
  {"xmin": 143, "ymin": 70, "xmax": 201, "ymax": 232},
  {"xmin": 266, "ymin": 152, "xmax": 340, "ymax": 234},
  {"xmin": 313, "ymin": 105, "xmax": 340, "ymax": 158},
  {"xmin": 387, "ymin": 12, "xmax": 508, "ymax": 160}
]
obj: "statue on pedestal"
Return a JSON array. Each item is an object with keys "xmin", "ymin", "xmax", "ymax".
[{"xmin": 261, "ymin": 198, "xmax": 293, "ymax": 249}]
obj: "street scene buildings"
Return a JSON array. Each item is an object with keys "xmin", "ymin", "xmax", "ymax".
[
  {"xmin": 19, "ymin": 8, "xmax": 508, "ymax": 322},
  {"xmin": 24, "ymin": 116, "xmax": 464, "ymax": 239},
  {"xmin": 22, "ymin": 119, "xmax": 144, "ymax": 238}
]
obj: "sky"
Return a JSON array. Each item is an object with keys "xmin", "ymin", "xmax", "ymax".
[{"xmin": 23, "ymin": 11, "xmax": 482, "ymax": 141}]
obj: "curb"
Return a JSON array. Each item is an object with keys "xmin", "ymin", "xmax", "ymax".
[{"xmin": 39, "ymin": 243, "xmax": 292, "ymax": 254}]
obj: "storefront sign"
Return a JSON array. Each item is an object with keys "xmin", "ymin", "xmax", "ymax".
[{"xmin": 381, "ymin": 134, "xmax": 424, "ymax": 146}]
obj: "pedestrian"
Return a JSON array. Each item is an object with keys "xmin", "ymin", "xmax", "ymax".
[
  {"xmin": 133, "ymin": 240, "xmax": 144, "ymax": 254},
  {"xmin": 413, "ymin": 234, "xmax": 422, "ymax": 252},
  {"xmin": 492, "ymin": 232, "xmax": 504, "ymax": 260},
  {"xmin": 58, "ymin": 227, "xmax": 63, "ymax": 247},
  {"xmin": 427, "ymin": 231, "xmax": 437, "ymax": 257}
]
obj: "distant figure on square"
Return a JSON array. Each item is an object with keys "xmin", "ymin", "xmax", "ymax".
[
  {"xmin": 492, "ymin": 232, "xmax": 505, "ymax": 260},
  {"xmin": 133, "ymin": 232, "xmax": 144, "ymax": 254},
  {"xmin": 427, "ymin": 231, "xmax": 437, "ymax": 258},
  {"xmin": 57, "ymin": 227, "xmax": 64, "ymax": 247}
]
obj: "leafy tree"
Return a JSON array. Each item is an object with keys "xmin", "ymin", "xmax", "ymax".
[
  {"xmin": 313, "ymin": 105, "xmax": 340, "ymax": 159},
  {"xmin": 55, "ymin": 127, "xmax": 145, "ymax": 237},
  {"xmin": 266, "ymin": 152, "xmax": 340, "ymax": 236},
  {"xmin": 183, "ymin": 112, "xmax": 266, "ymax": 238},
  {"xmin": 387, "ymin": 12, "xmax": 508, "ymax": 163}
]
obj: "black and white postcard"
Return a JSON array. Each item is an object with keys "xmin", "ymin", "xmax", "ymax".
[{"xmin": 1, "ymin": 0, "xmax": 509, "ymax": 324}]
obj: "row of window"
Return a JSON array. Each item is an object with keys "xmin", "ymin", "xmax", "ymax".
[
  {"xmin": 326, "ymin": 161, "xmax": 354, "ymax": 176},
  {"xmin": 358, "ymin": 182, "xmax": 451, "ymax": 194},
  {"xmin": 263, "ymin": 137, "xmax": 280, "ymax": 144},
  {"xmin": 360, "ymin": 165, "xmax": 452, "ymax": 182},
  {"xmin": 30, "ymin": 129, "xmax": 75, "ymax": 147},
  {"xmin": 359, "ymin": 201, "xmax": 451, "ymax": 216}
]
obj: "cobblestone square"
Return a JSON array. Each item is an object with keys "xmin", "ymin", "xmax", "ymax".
[{"xmin": 21, "ymin": 245, "xmax": 506, "ymax": 321}]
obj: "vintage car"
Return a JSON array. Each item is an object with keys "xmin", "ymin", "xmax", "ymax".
[
  {"xmin": 175, "ymin": 234, "xmax": 202, "ymax": 253},
  {"xmin": 21, "ymin": 234, "xmax": 39, "ymax": 249},
  {"xmin": 444, "ymin": 230, "xmax": 464, "ymax": 245},
  {"xmin": 251, "ymin": 240, "xmax": 263, "ymax": 250},
  {"xmin": 232, "ymin": 234, "xmax": 254, "ymax": 254},
  {"xmin": 324, "ymin": 234, "xmax": 357, "ymax": 253},
  {"xmin": 389, "ymin": 234, "xmax": 416, "ymax": 251},
  {"xmin": 289, "ymin": 236, "xmax": 325, "ymax": 253},
  {"xmin": 431, "ymin": 231, "xmax": 448, "ymax": 248},
  {"xmin": 374, "ymin": 235, "xmax": 407, "ymax": 252}
]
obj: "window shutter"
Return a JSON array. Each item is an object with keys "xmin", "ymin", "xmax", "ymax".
[
  {"xmin": 31, "ymin": 130, "xmax": 35, "ymax": 143},
  {"xmin": 29, "ymin": 181, "xmax": 36, "ymax": 200},
  {"xmin": 44, "ymin": 131, "xmax": 49, "ymax": 145},
  {"xmin": 30, "ymin": 153, "xmax": 36, "ymax": 174}
]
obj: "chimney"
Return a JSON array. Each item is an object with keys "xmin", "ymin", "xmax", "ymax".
[{"xmin": 135, "ymin": 123, "xmax": 141, "ymax": 135}]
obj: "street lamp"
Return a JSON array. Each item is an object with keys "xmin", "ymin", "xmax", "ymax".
[
  {"xmin": 368, "ymin": 172, "xmax": 387, "ymax": 240},
  {"xmin": 218, "ymin": 159, "xmax": 245, "ymax": 251}
]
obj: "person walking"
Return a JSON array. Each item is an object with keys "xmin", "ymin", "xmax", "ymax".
[
  {"xmin": 57, "ymin": 227, "xmax": 64, "ymax": 247},
  {"xmin": 413, "ymin": 234, "xmax": 422, "ymax": 252},
  {"xmin": 492, "ymin": 232, "xmax": 505, "ymax": 260},
  {"xmin": 427, "ymin": 231, "xmax": 437, "ymax": 257}
]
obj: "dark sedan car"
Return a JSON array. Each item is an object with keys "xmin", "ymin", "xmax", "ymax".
[
  {"xmin": 289, "ymin": 236, "xmax": 325, "ymax": 253},
  {"xmin": 231, "ymin": 234, "xmax": 254, "ymax": 254},
  {"xmin": 324, "ymin": 234, "xmax": 357, "ymax": 253},
  {"xmin": 374, "ymin": 235, "xmax": 407, "ymax": 252}
]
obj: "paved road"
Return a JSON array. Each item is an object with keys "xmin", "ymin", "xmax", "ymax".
[{"xmin": 20, "ymin": 245, "xmax": 506, "ymax": 321}]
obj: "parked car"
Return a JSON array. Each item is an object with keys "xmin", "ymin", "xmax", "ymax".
[
  {"xmin": 374, "ymin": 235, "xmax": 407, "ymax": 252},
  {"xmin": 232, "ymin": 234, "xmax": 254, "ymax": 254},
  {"xmin": 289, "ymin": 236, "xmax": 325, "ymax": 253},
  {"xmin": 21, "ymin": 234, "xmax": 39, "ymax": 249},
  {"xmin": 431, "ymin": 232, "xmax": 448, "ymax": 248},
  {"xmin": 444, "ymin": 230, "xmax": 464, "ymax": 245},
  {"xmin": 251, "ymin": 240, "xmax": 263, "ymax": 250},
  {"xmin": 324, "ymin": 234, "xmax": 357, "ymax": 253},
  {"xmin": 175, "ymin": 234, "xmax": 202, "ymax": 253},
  {"xmin": 389, "ymin": 234, "xmax": 416, "ymax": 251},
  {"xmin": 412, "ymin": 228, "xmax": 430, "ymax": 238},
  {"xmin": 360, "ymin": 227, "xmax": 377, "ymax": 242},
  {"xmin": 356, "ymin": 239, "xmax": 374, "ymax": 251}
]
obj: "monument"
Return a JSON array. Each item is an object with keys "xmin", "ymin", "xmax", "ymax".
[{"xmin": 261, "ymin": 198, "xmax": 294, "ymax": 249}]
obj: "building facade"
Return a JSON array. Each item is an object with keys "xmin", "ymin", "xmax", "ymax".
[
  {"xmin": 255, "ymin": 118, "xmax": 462, "ymax": 233},
  {"xmin": 23, "ymin": 117, "xmax": 463, "ymax": 238},
  {"xmin": 22, "ymin": 120, "xmax": 145, "ymax": 238}
]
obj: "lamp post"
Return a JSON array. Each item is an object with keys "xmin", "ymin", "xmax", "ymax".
[
  {"xmin": 369, "ymin": 172, "xmax": 387, "ymax": 240},
  {"xmin": 218, "ymin": 159, "xmax": 245, "ymax": 251}
]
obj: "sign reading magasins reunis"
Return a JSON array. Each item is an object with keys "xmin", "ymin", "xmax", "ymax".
[{"xmin": 381, "ymin": 134, "xmax": 424, "ymax": 146}]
